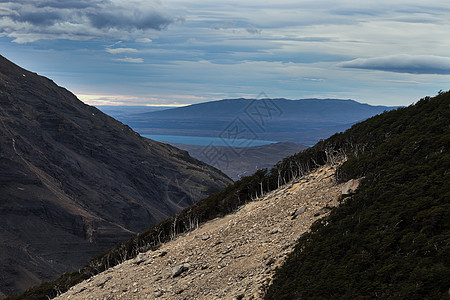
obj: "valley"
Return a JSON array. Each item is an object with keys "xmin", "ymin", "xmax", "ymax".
[
  {"xmin": 1, "ymin": 1, "xmax": 449, "ymax": 299},
  {"xmin": 14, "ymin": 91, "xmax": 448, "ymax": 300},
  {"xmin": 1, "ymin": 57, "xmax": 448, "ymax": 300},
  {"xmin": 96, "ymin": 99, "xmax": 395, "ymax": 180},
  {"xmin": 171, "ymin": 142, "xmax": 308, "ymax": 180}
]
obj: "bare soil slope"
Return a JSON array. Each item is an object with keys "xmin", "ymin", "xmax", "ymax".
[{"xmin": 57, "ymin": 164, "xmax": 343, "ymax": 300}]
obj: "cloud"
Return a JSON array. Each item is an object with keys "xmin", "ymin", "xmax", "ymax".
[
  {"xmin": 211, "ymin": 20, "xmax": 235, "ymax": 30},
  {"xmin": 113, "ymin": 57, "xmax": 144, "ymax": 63},
  {"xmin": 0, "ymin": 7, "xmax": 19, "ymax": 16},
  {"xmin": 246, "ymin": 24, "xmax": 261, "ymax": 34},
  {"xmin": 338, "ymin": 55, "xmax": 450, "ymax": 74},
  {"xmin": 106, "ymin": 47, "xmax": 138, "ymax": 54},
  {"xmin": 136, "ymin": 38, "xmax": 152, "ymax": 43},
  {"xmin": 0, "ymin": 0, "xmax": 176, "ymax": 43},
  {"xmin": 303, "ymin": 77, "xmax": 325, "ymax": 82},
  {"xmin": 210, "ymin": 21, "xmax": 261, "ymax": 35}
]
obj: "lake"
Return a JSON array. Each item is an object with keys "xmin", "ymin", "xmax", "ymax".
[{"xmin": 143, "ymin": 134, "xmax": 276, "ymax": 147}]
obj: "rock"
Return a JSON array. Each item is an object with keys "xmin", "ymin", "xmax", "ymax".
[
  {"xmin": 222, "ymin": 247, "xmax": 233, "ymax": 255},
  {"xmin": 290, "ymin": 206, "xmax": 306, "ymax": 219},
  {"xmin": 212, "ymin": 240, "xmax": 223, "ymax": 247},
  {"xmin": 341, "ymin": 178, "xmax": 361, "ymax": 195},
  {"xmin": 95, "ymin": 276, "xmax": 111, "ymax": 288},
  {"xmin": 134, "ymin": 253, "xmax": 146, "ymax": 265},
  {"xmin": 270, "ymin": 228, "xmax": 282, "ymax": 234},
  {"xmin": 266, "ymin": 258, "xmax": 276, "ymax": 266},
  {"xmin": 158, "ymin": 251, "xmax": 168, "ymax": 257},
  {"xmin": 297, "ymin": 206, "xmax": 307, "ymax": 214},
  {"xmin": 172, "ymin": 263, "xmax": 190, "ymax": 277}
]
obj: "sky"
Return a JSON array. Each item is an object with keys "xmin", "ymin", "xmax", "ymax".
[{"xmin": 0, "ymin": 0, "xmax": 449, "ymax": 107}]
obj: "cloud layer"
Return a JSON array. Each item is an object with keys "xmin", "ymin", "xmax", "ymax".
[
  {"xmin": 338, "ymin": 55, "xmax": 450, "ymax": 74},
  {"xmin": 0, "ymin": 0, "xmax": 175, "ymax": 43},
  {"xmin": 2, "ymin": 0, "xmax": 450, "ymax": 106}
]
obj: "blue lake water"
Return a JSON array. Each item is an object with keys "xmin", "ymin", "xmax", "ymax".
[{"xmin": 143, "ymin": 134, "xmax": 276, "ymax": 147}]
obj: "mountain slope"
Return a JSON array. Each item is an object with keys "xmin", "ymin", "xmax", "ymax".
[
  {"xmin": 0, "ymin": 55, "xmax": 231, "ymax": 297},
  {"xmin": 54, "ymin": 164, "xmax": 344, "ymax": 300},
  {"xmin": 119, "ymin": 98, "xmax": 397, "ymax": 145}
]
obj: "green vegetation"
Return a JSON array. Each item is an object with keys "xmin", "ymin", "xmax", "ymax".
[
  {"xmin": 9, "ymin": 92, "xmax": 449, "ymax": 299},
  {"xmin": 265, "ymin": 92, "xmax": 450, "ymax": 299}
]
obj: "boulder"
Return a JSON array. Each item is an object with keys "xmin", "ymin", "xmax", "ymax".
[
  {"xmin": 172, "ymin": 263, "xmax": 190, "ymax": 277},
  {"xmin": 290, "ymin": 206, "xmax": 306, "ymax": 219},
  {"xmin": 341, "ymin": 178, "xmax": 362, "ymax": 195},
  {"xmin": 134, "ymin": 253, "xmax": 146, "ymax": 265}
]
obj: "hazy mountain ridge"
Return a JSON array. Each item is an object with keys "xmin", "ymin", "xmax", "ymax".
[
  {"xmin": 0, "ymin": 55, "xmax": 231, "ymax": 298},
  {"xmin": 109, "ymin": 98, "xmax": 397, "ymax": 145}
]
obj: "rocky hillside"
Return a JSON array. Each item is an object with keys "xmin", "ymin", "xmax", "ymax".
[
  {"xmin": 0, "ymin": 55, "xmax": 231, "ymax": 298},
  {"xmin": 55, "ymin": 164, "xmax": 344, "ymax": 300}
]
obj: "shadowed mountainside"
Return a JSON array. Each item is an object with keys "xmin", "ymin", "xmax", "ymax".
[{"xmin": 0, "ymin": 55, "xmax": 231, "ymax": 298}]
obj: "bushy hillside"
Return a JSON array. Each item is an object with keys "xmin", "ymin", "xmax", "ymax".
[{"xmin": 265, "ymin": 92, "xmax": 450, "ymax": 299}]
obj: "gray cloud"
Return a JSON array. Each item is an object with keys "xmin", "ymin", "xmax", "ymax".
[
  {"xmin": 338, "ymin": 55, "xmax": 450, "ymax": 74},
  {"xmin": 0, "ymin": 7, "xmax": 18, "ymax": 16},
  {"xmin": 12, "ymin": 10, "xmax": 64, "ymax": 26},
  {"xmin": 210, "ymin": 21, "xmax": 261, "ymax": 35},
  {"xmin": 210, "ymin": 20, "xmax": 235, "ymax": 30},
  {"xmin": 0, "ymin": 0, "xmax": 176, "ymax": 43},
  {"xmin": 246, "ymin": 24, "xmax": 261, "ymax": 35},
  {"xmin": 34, "ymin": 0, "xmax": 100, "ymax": 9},
  {"xmin": 87, "ymin": 10, "xmax": 173, "ymax": 31}
]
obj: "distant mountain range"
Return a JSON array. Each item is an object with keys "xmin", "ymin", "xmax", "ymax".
[
  {"xmin": 100, "ymin": 98, "xmax": 398, "ymax": 146},
  {"xmin": 0, "ymin": 55, "xmax": 231, "ymax": 298}
]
